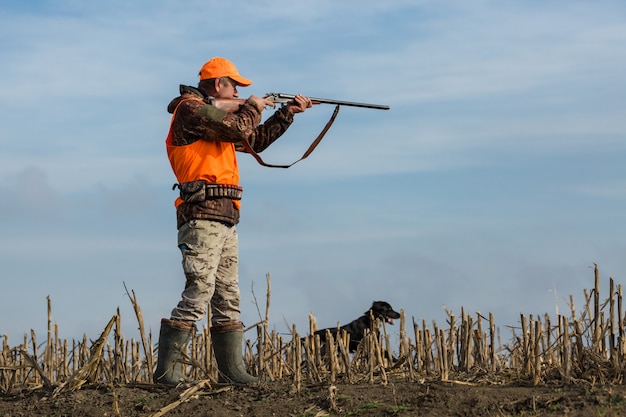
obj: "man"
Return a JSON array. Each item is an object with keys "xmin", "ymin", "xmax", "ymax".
[{"xmin": 154, "ymin": 57, "xmax": 311, "ymax": 385}]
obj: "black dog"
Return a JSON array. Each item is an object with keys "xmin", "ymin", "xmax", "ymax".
[{"xmin": 313, "ymin": 301, "xmax": 401, "ymax": 353}]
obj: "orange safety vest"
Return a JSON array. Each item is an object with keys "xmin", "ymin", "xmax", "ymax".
[{"xmin": 166, "ymin": 98, "xmax": 241, "ymax": 209}]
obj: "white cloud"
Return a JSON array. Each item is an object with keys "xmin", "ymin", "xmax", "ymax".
[
  {"xmin": 0, "ymin": 166, "xmax": 61, "ymax": 216},
  {"xmin": 569, "ymin": 181, "xmax": 626, "ymax": 198}
]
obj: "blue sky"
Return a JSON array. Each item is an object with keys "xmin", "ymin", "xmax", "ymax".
[{"xmin": 1, "ymin": 0, "xmax": 626, "ymax": 345}]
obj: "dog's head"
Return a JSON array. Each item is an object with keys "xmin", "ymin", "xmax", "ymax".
[{"xmin": 368, "ymin": 301, "xmax": 401, "ymax": 325}]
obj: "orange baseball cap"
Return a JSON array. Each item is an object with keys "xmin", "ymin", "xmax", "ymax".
[{"xmin": 198, "ymin": 57, "xmax": 252, "ymax": 86}]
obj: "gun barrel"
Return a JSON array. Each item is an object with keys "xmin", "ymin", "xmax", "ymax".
[{"xmin": 268, "ymin": 93, "xmax": 390, "ymax": 110}]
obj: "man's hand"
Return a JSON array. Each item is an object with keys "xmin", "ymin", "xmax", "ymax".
[
  {"xmin": 285, "ymin": 94, "xmax": 313, "ymax": 114},
  {"xmin": 248, "ymin": 95, "xmax": 276, "ymax": 112}
]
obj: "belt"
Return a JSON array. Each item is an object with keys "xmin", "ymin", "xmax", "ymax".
[
  {"xmin": 174, "ymin": 181, "xmax": 243, "ymax": 202},
  {"xmin": 203, "ymin": 183, "xmax": 243, "ymax": 200}
]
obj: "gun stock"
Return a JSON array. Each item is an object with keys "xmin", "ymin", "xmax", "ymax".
[{"xmin": 210, "ymin": 97, "xmax": 248, "ymax": 112}]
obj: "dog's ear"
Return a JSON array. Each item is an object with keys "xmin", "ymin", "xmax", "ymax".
[{"xmin": 373, "ymin": 301, "xmax": 390, "ymax": 309}]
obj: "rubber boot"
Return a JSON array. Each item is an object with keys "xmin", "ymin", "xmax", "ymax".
[
  {"xmin": 153, "ymin": 318, "xmax": 194, "ymax": 385},
  {"xmin": 211, "ymin": 321, "xmax": 259, "ymax": 384}
]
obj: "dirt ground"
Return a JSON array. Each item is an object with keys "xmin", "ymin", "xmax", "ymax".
[{"xmin": 2, "ymin": 377, "xmax": 626, "ymax": 417}]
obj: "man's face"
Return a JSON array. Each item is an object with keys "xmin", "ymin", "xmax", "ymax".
[{"xmin": 214, "ymin": 77, "xmax": 239, "ymax": 99}]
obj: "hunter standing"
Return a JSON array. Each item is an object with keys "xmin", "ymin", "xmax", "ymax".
[{"xmin": 154, "ymin": 57, "xmax": 312, "ymax": 385}]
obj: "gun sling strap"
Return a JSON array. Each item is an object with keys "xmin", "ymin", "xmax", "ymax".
[{"xmin": 239, "ymin": 104, "xmax": 340, "ymax": 168}]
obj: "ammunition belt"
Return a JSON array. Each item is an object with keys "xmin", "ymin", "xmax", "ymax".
[
  {"xmin": 174, "ymin": 181, "xmax": 243, "ymax": 202},
  {"xmin": 203, "ymin": 183, "xmax": 243, "ymax": 200}
]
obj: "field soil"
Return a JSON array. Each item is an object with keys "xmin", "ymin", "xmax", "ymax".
[{"xmin": 2, "ymin": 378, "xmax": 626, "ymax": 417}]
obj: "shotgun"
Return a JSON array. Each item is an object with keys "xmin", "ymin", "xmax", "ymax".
[
  {"xmin": 209, "ymin": 93, "xmax": 390, "ymax": 168},
  {"xmin": 265, "ymin": 93, "xmax": 390, "ymax": 110},
  {"xmin": 209, "ymin": 94, "xmax": 390, "ymax": 112}
]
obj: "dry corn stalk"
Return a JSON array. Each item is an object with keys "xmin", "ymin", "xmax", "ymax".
[{"xmin": 53, "ymin": 314, "xmax": 117, "ymax": 396}]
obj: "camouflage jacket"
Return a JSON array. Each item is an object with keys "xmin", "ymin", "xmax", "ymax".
[{"xmin": 167, "ymin": 85, "xmax": 295, "ymax": 228}]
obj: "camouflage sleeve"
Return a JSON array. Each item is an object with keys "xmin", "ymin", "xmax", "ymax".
[
  {"xmin": 171, "ymin": 99, "xmax": 263, "ymax": 146},
  {"xmin": 235, "ymin": 106, "xmax": 295, "ymax": 153}
]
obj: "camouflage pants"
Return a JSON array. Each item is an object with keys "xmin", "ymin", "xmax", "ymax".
[{"xmin": 170, "ymin": 219, "xmax": 241, "ymax": 324}]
